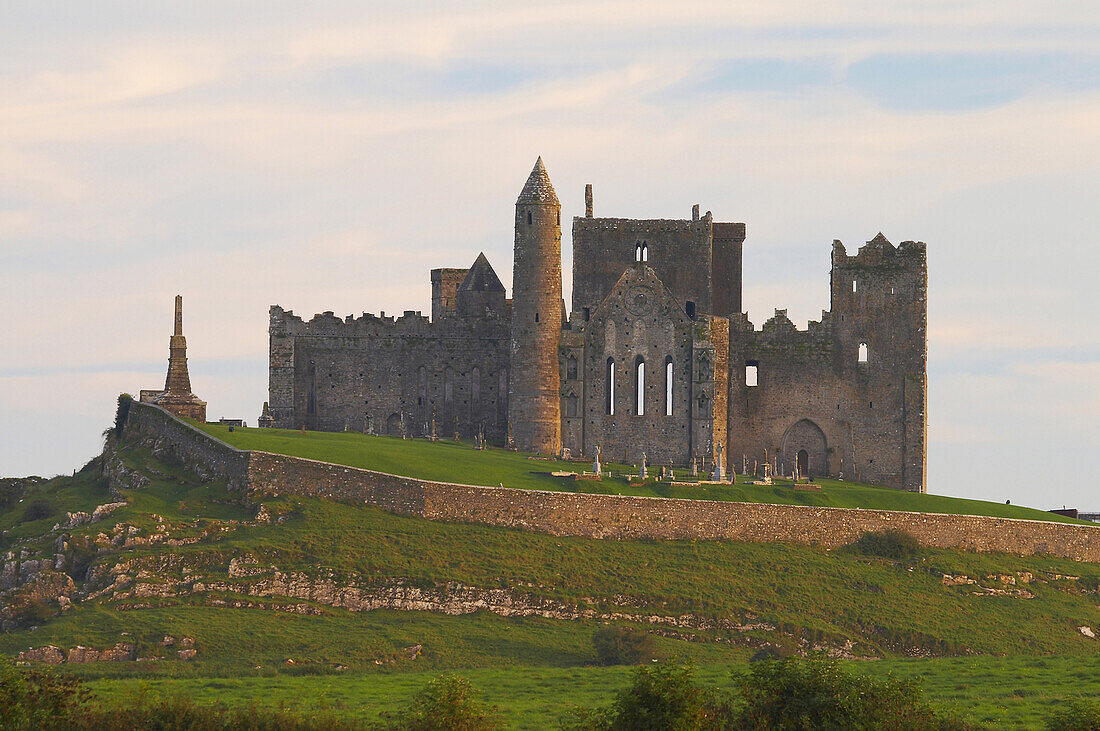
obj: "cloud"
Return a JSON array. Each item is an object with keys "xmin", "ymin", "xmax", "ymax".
[{"xmin": 1, "ymin": 2, "xmax": 1098, "ymax": 510}]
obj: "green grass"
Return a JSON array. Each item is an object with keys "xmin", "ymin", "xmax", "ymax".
[
  {"xmin": 195, "ymin": 422, "xmax": 1088, "ymax": 524},
  {"xmin": 3, "ymin": 437, "xmax": 1098, "ymax": 729},
  {"xmin": 75, "ymin": 654, "xmax": 1100, "ymax": 729}
]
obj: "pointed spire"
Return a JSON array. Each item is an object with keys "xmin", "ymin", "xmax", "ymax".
[
  {"xmin": 173, "ymin": 294, "xmax": 183, "ymax": 336},
  {"xmin": 459, "ymin": 252, "xmax": 505, "ymax": 292},
  {"xmin": 516, "ymin": 156, "xmax": 559, "ymax": 205},
  {"xmin": 152, "ymin": 294, "xmax": 206, "ymax": 421}
]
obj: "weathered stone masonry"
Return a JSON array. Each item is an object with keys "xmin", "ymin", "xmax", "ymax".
[
  {"xmin": 267, "ymin": 158, "xmax": 927, "ymax": 491},
  {"xmin": 124, "ymin": 403, "xmax": 1099, "ymax": 562}
]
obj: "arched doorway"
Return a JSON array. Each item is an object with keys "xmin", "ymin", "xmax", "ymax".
[
  {"xmin": 782, "ymin": 419, "xmax": 828, "ymax": 476},
  {"xmin": 386, "ymin": 413, "xmax": 401, "ymax": 436}
]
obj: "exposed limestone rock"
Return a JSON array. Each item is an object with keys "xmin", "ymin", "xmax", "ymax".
[
  {"xmin": 942, "ymin": 574, "xmax": 975, "ymax": 586},
  {"xmin": 17, "ymin": 645, "xmax": 64, "ymax": 664},
  {"xmin": 1079, "ymin": 626, "xmax": 1095, "ymax": 639},
  {"xmin": 178, "ymin": 648, "xmax": 197, "ymax": 660}
]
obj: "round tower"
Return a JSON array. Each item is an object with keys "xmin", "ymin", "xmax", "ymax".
[{"xmin": 508, "ymin": 156, "xmax": 562, "ymax": 454}]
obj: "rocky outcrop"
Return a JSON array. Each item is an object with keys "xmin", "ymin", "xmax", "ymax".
[{"xmin": 18, "ymin": 643, "xmax": 136, "ymax": 664}]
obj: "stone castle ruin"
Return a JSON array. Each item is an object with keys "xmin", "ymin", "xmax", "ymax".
[{"xmin": 268, "ymin": 158, "xmax": 927, "ymax": 491}]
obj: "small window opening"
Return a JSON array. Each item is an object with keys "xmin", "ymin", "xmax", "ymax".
[
  {"xmin": 889, "ymin": 286, "xmax": 895, "ymax": 295},
  {"xmin": 664, "ymin": 357, "xmax": 674, "ymax": 416},
  {"xmin": 566, "ymin": 356, "xmax": 578, "ymax": 380},
  {"xmin": 535, "ymin": 312, "xmax": 540, "ymax": 322},
  {"xmin": 605, "ymin": 358, "xmax": 616, "ymax": 415},
  {"xmin": 745, "ymin": 361, "xmax": 758, "ymax": 387},
  {"xmin": 556, "ymin": 211, "xmax": 560, "ymax": 225},
  {"xmin": 527, "ymin": 211, "xmax": 532, "ymax": 225},
  {"xmin": 634, "ymin": 357, "xmax": 645, "ymax": 416},
  {"xmin": 869, "ymin": 401, "xmax": 874, "ymax": 409},
  {"xmin": 686, "ymin": 301, "xmax": 696, "ymax": 319},
  {"xmin": 583, "ymin": 307, "xmax": 591, "ymax": 321},
  {"xmin": 852, "ymin": 279, "xmax": 858, "ymax": 292},
  {"xmin": 858, "ymin": 342, "xmax": 868, "ymax": 363}
]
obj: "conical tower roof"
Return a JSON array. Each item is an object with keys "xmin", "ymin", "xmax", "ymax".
[
  {"xmin": 516, "ymin": 156, "xmax": 559, "ymax": 205},
  {"xmin": 459, "ymin": 252, "xmax": 505, "ymax": 292}
]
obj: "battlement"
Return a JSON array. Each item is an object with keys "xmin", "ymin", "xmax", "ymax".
[
  {"xmin": 833, "ymin": 234, "xmax": 926, "ymax": 271},
  {"xmin": 270, "ymin": 305, "xmax": 432, "ymax": 338}
]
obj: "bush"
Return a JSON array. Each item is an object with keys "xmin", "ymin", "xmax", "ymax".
[
  {"xmin": 21, "ymin": 497, "xmax": 53, "ymax": 523},
  {"xmin": 0, "ymin": 659, "xmax": 87, "ymax": 729},
  {"xmin": 593, "ymin": 625, "xmax": 658, "ymax": 666},
  {"xmin": 389, "ymin": 674, "xmax": 500, "ymax": 730},
  {"xmin": 1046, "ymin": 698, "xmax": 1100, "ymax": 730},
  {"xmin": 111, "ymin": 393, "xmax": 133, "ymax": 439},
  {"xmin": 566, "ymin": 662, "xmax": 728, "ymax": 731},
  {"xmin": 570, "ymin": 658, "xmax": 969, "ymax": 730},
  {"xmin": 850, "ymin": 529, "xmax": 921, "ymax": 561},
  {"xmin": 734, "ymin": 657, "xmax": 967, "ymax": 730}
]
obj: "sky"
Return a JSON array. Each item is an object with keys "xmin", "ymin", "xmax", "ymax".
[{"xmin": 1, "ymin": 1, "xmax": 1097, "ymax": 510}]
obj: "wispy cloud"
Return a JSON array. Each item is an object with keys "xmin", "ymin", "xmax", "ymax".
[{"xmin": 1, "ymin": 1, "xmax": 1098, "ymax": 509}]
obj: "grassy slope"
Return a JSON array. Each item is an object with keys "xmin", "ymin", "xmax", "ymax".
[
  {"xmin": 196, "ymin": 423, "xmax": 1086, "ymax": 524},
  {"xmin": 80, "ymin": 655, "xmax": 1100, "ymax": 730},
  {"xmin": 2, "ymin": 442, "xmax": 1098, "ymax": 729}
]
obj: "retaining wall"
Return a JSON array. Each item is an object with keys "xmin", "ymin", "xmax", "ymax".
[
  {"xmin": 123, "ymin": 402, "xmax": 250, "ymax": 490},
  {"xmin": 124, "ymin": 403, "xmax": 1100, "ymax": 562}
]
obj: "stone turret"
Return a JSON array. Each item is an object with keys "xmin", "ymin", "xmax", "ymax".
[
  {"xmin": 508, "ymin": 157, "xmax": 562, "ymax": 454},
  {"xmin": 149, "ymin": 295, "xmax": 207, "ymax": 422}
]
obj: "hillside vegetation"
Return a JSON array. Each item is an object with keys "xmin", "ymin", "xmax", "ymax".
[
  {"xmin": 0, "ymin": 429, "xmax": 1097, "ymax": 728},
  {"xmin": 197, "ymin": 422, "xmax": 1085, "ymax": 523}
]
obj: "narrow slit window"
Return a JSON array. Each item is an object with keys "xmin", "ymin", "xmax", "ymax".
[
  {"xmin": 686, "ymin": 301, "xmax": 696, "ymax": 319},
  {"xmin": 605, "ymin": 358, "xmax": 616, "ymax": 415},
  {"xmin": 634, "ymin": 357, "xmax": 645, "ymax": 416},
  {"xmin": 535, "ymin": 312, "xmax": 539, "ymax": 323},
  {"xmin": 852, "ymin": 279, "xmax": 858, "ymax": 292},
  {"xmin": 745, "ymin": 361, "xmax": 758, "ymax": 387},
  {"xmin": 664, "ymin": 357, "xmax": 674, "ymax": 416},
  {"xmin": 858, "ymin": 342, "xmax": 868, "ymax": 363}
]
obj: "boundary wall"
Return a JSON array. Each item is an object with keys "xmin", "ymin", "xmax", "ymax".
[{"xmin": 123, "ymin": 402, "xmax": 1100, "ymax": 562}]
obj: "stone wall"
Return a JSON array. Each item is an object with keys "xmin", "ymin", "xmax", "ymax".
[
  {"xmin": 123, "ymin": 404, "xmax": 1098, "ymax": 561},
  {"xmin": 268, "ymin": 302, "xmax": 511, "ymax": 441},
  {"xmin": 572, "ymin": 214, "xmax": 717, "ymax": 317},
  {"xmin": 122, "ymin": 402, "xmax": 250, "ymax": 489},
  {"xmin": 726, "ymin": 235, "xmax": 927, "ymax": 491}
]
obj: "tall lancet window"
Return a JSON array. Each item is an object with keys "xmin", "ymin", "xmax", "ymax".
[
  {"xmin": 606, "ymin": 358, "xmax": 616, "ymax": 415},
  {"xmin": 634, "ymin": 357, "xmax": 646, "ymax": 416},
  {"xmin": 664, "ymin": 357, "xmax": 674, "ymax": 416}
]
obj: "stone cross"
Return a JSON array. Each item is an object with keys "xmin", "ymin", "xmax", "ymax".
[
  {"xmin": 712, "ymin": 441, "xmax": 724, "ymax": 482},
  {"xmin": 593, "ymin": 443, "xmax": 602, "ymax": 476},
  {"xmin": 639, "ymin": 452, "xmax": 647, "ymax": 480}
]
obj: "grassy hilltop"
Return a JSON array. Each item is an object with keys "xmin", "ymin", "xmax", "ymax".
[
  {"xmin": 0, "ymin": 425, "xmax": 1097, "ymax": 728},
  {"xmin": 197, "ymin": 422, "xmax": 1085, "ymax": 523}
]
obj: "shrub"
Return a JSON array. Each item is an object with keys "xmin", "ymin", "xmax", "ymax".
[
  {"xmin": 21, "ymin": 497, "xmax": 53, "ymax": 522},
  {"xmin": 566, "ymin": 661, "xmax": 728, "ymax": 731},
  {"xmin": 850, "ymin": 529, "xmax": 921, "ymax": 561},
  {"xmin": 389, "ymin": 674, "xmax": 500, "ymax": 730},
  {"xmin": 111, "ymin": 393, "xmax": 133, "ymax": 439},
  {"xmin": 569, "ymin": 659, "xmax": 969, "ymax": 730},
  {"xmin": 734, "ymin": 657, "xmax": 968, "ymax": 730},
  {"xmin": 593, "ymin": 625, "xmax": 658, "ymax": 666},
  {"xmin": 1046, "ymin": 698, "xmax": 1100, "ymax": 730},
  {"xmin": 0, "ymin": 659, "xmax": 87, "ymax": 729}
]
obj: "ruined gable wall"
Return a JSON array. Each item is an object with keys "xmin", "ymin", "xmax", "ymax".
[
  {"xmin": 576, "ymin": 265, "xmax": 706, "ymax": 466},
  {"xmin": 572, "ymin": 216, "xmax": 714, "ymax": 317},
  {"xmin": 268, "ymin": 307, "xmax": 510, "ymax": 441}
]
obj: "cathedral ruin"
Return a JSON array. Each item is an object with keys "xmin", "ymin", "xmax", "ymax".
[{"xmin": 267, "ymin": 158, "xmax": 927, "ymax": 491}]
